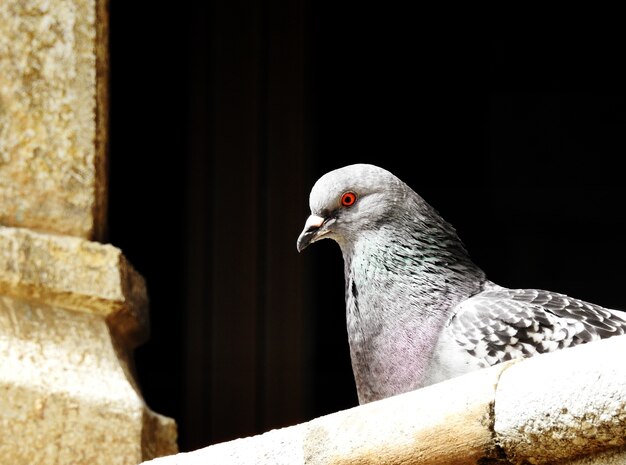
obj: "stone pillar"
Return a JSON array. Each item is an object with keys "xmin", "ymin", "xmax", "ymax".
[
  {"xmin": 0, "ymin": 0, "xmax": 108, "ymax": 240},
  {"xmin": 0, "ymin": 1, "xmax": 178, "ymax": 463}
]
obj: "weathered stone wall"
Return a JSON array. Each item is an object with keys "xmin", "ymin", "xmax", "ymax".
[
  {"xmin": 0, "ymin": 0, "xmax": 108, "ymax": 240},
  {"xmin": 0, "ymin": 0, "xmax": 178, "ymax": 462}
]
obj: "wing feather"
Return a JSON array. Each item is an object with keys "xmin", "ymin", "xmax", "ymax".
[{"xmin": 448, "ymin": 287, "xmax": 626, "ymax": 367}]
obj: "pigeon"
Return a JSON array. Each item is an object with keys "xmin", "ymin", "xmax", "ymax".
[{"xmin": 297, "ymin": 164, "xmax": 626, "ymax": 404}]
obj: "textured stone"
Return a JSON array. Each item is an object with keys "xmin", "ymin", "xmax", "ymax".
[
  {"xmin": 0, "ymin": 226, "xmax": 178, "ymax": 463},
  {"xmin": 0, "ymin": 0, "xmax": 108, "ymax": 240},
  {"xmin": 0, "ymin": 226, "xmax": 147, "ymax": 347},
  {"xmin": 143, "ymin": 335, "xmax": 626, "ymax": 465},
  {"xmin": 142, "ymin": 363, "xmax": 511, "ymax": 465},
  {"xmin": 495, "ymin": 335, "xmax": 626, "ymax": 464},
  {"xmin": 563, "ymin": 447, "xmax": 626, "ymax": 465}
]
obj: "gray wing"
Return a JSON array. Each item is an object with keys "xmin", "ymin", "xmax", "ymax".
[{"xmin": 448, "ymin": 286, "xmax": 626, "ymax": 367}]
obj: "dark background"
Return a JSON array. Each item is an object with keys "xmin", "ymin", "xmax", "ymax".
[{"xmin": 107, "ymin": 3, "xmax": 626, "ymax": 452}]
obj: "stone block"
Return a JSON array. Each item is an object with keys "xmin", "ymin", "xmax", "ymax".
[
  {"xmin": 0, "ymin": 0, "xmax": 108, "ymax": 240},
  {"xmin": 0, "ymin": 226, "xmax": 178, "ymax": 464}
]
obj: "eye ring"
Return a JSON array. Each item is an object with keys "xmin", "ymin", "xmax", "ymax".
[{"xmin": 340, "ymin": 191, "xmax": 357, "ymax": 207}]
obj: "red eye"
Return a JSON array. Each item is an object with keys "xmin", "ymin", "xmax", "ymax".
[{"xmin": 341, "ymin": 191, "xmax": 357, "ymax": 207}]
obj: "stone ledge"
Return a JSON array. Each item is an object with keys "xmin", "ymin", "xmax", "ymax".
[
  {"xmin": 495, "ymin": 332, "xmax": 626, "ymax": 463},
  {"xmin": 142, "ymin": 334, "xmax": 626, "ymax": 465},
  {"xmin": 0, "ymin": 225, "xmax": 148, "ymax": 347}
]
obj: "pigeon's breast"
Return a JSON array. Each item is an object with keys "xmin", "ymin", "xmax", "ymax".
[{"xmin": 343, "ymin": 237, "xmax": 456, "ymax": 401}]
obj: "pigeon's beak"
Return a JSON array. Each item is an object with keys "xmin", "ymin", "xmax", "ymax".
[{"xmin": 297, "ymin": 214, "xmax": 327, "ymax": 252}]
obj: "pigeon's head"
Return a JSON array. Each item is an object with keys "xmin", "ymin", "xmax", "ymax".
[{"xmin": 297, "ymin": 164, "xmax": 408, "ymax": 252}]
